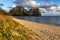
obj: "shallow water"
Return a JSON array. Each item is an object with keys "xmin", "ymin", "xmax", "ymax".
[{"xmin": 14, "ymin": 16, "xmax": 60, "ymax": 26}]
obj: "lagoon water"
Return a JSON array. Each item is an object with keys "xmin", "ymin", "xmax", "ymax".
[{"xmin": 15, "ymin": 16, "xmax": 60, "ymax": 26}]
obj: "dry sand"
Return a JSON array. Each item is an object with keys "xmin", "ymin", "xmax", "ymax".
[{"xmin": 12, "ymin": 18, "xmax": 60, "ymax": 40}]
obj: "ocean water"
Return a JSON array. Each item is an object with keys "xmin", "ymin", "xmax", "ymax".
[{"xmin": 15, "ymin": 16, "xmax": 60, "ymax": 26}]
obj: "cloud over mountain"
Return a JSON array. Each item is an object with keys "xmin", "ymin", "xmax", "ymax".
[{"xmin": 14, "ymin": 0, "xmax": 40, "ymax": 8}]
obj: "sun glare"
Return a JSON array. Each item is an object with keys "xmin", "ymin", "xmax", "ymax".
[{"xmin": 12, "ymin": 5, "xmax": 16, "ymax": 7}]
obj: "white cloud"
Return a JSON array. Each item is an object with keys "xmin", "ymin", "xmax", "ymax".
[
  {"xmin": 15, "ymin": 0, "xmax": 40, "ymax": 8},
  {"xmin": 50, "ymin": 6, "xmax": 56, "ymax": 10},
  {"xmin": 39, "ymin": 8, "xmax": 45, "ymax": 11},
  {"xmin": 26, "ymin": 0, "xmax": 40, "ymax": 8},
  {"xmin": 39, "ymin": 8, "xmax": 46, "ymax": 12},
  {"xmin": 57, "ymin": 6, "xmax": 60, "ymax": 11},
  {"xmin": 12, "ymin": 4, "xmax": 16, "ymax": 7}
]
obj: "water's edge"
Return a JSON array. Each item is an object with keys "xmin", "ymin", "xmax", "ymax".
[{"xmin": 14, "ymin": 16, "xmax": 60, "ymax": 26}]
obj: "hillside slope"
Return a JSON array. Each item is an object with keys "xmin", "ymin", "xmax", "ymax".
[
  {"xmin": 0, "ymin": 15, "xmax": 39, "ymax": 40},
  {"xmin": 0, "ymin": 15, "xmax": 60, "ymax": 40}
]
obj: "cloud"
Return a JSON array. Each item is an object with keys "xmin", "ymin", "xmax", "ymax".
[
  {"xmin": 12, "ymin": 4, "xmax": 16, "ymax": 7},
  {"xmin": 57, "ymin": 6, "xmax": 60, "ymax": 11},
  {"xmin": 0, "ymin": 3, "xmax": 4, "ymax": 6},
  {"xmin": 50, "ymin": 6, "xmax": 56, "ymax": 10},
  {"xmin": 39, "ymin": 8, "xmax": 45, "ymax": 11},
  {"xmin": 14, "ymin": 0, "xmax": 40, "ymax": 8},
  {"xmin": 26, "ymin": 0, "xmax": 40, "ymax": 8}
]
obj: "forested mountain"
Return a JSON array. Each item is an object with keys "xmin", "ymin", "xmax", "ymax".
[
  {"xmin": 9, "ymin": 6, "xmax": 41, "ymax": 16},
  {"xmin": 0, "ymin": 8, "xmax": 10, "ymax": 15},
  {"xmin": 28, "ymin": 8, "xmax": 41, "ymax": 16},
  {"xmin": 9, "ymin": 6, "xmax": 28, "ymax": 16}
]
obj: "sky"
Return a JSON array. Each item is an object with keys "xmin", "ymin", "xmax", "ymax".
[{"xmin": 0, "ymin": 0, "xmax": 60, "ymax": 11}]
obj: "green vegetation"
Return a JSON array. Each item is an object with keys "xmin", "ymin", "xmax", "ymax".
[
  {"xmin": 0, "ymin": 8, "xmax": 10, "ymax": 15},
  {"xmin": 9, "ymin": 6, "xmax": 29, "ymax": 16},
  {"xmin": 9, "ymin": 6, "xmax": 41, "ymax": 16},
  {"xmin": 0, "ymin": 9, "xmax": 34, "ymax": 40},
  {"xmin": 0, "ymin": 8, "xmax": 60, "ymax": 40},
  {"xmin": 28, "ymin": 8, "xmax": 41, "ymax": 16},
  {"xmin": 0, "ymin": 15, "xmax": 22, "ymax": 40},
  {"xmin": 0, "ymin": 8, "xmax": 39, "ymax": 40},
  {"xmin": 0, "ymin": 6, "xmax": 41, "ymax": 16}
]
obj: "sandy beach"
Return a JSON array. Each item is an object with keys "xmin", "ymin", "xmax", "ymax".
[{"xmin": 12, "ymin": 17, "xmax": 60, "ymax": 40}]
